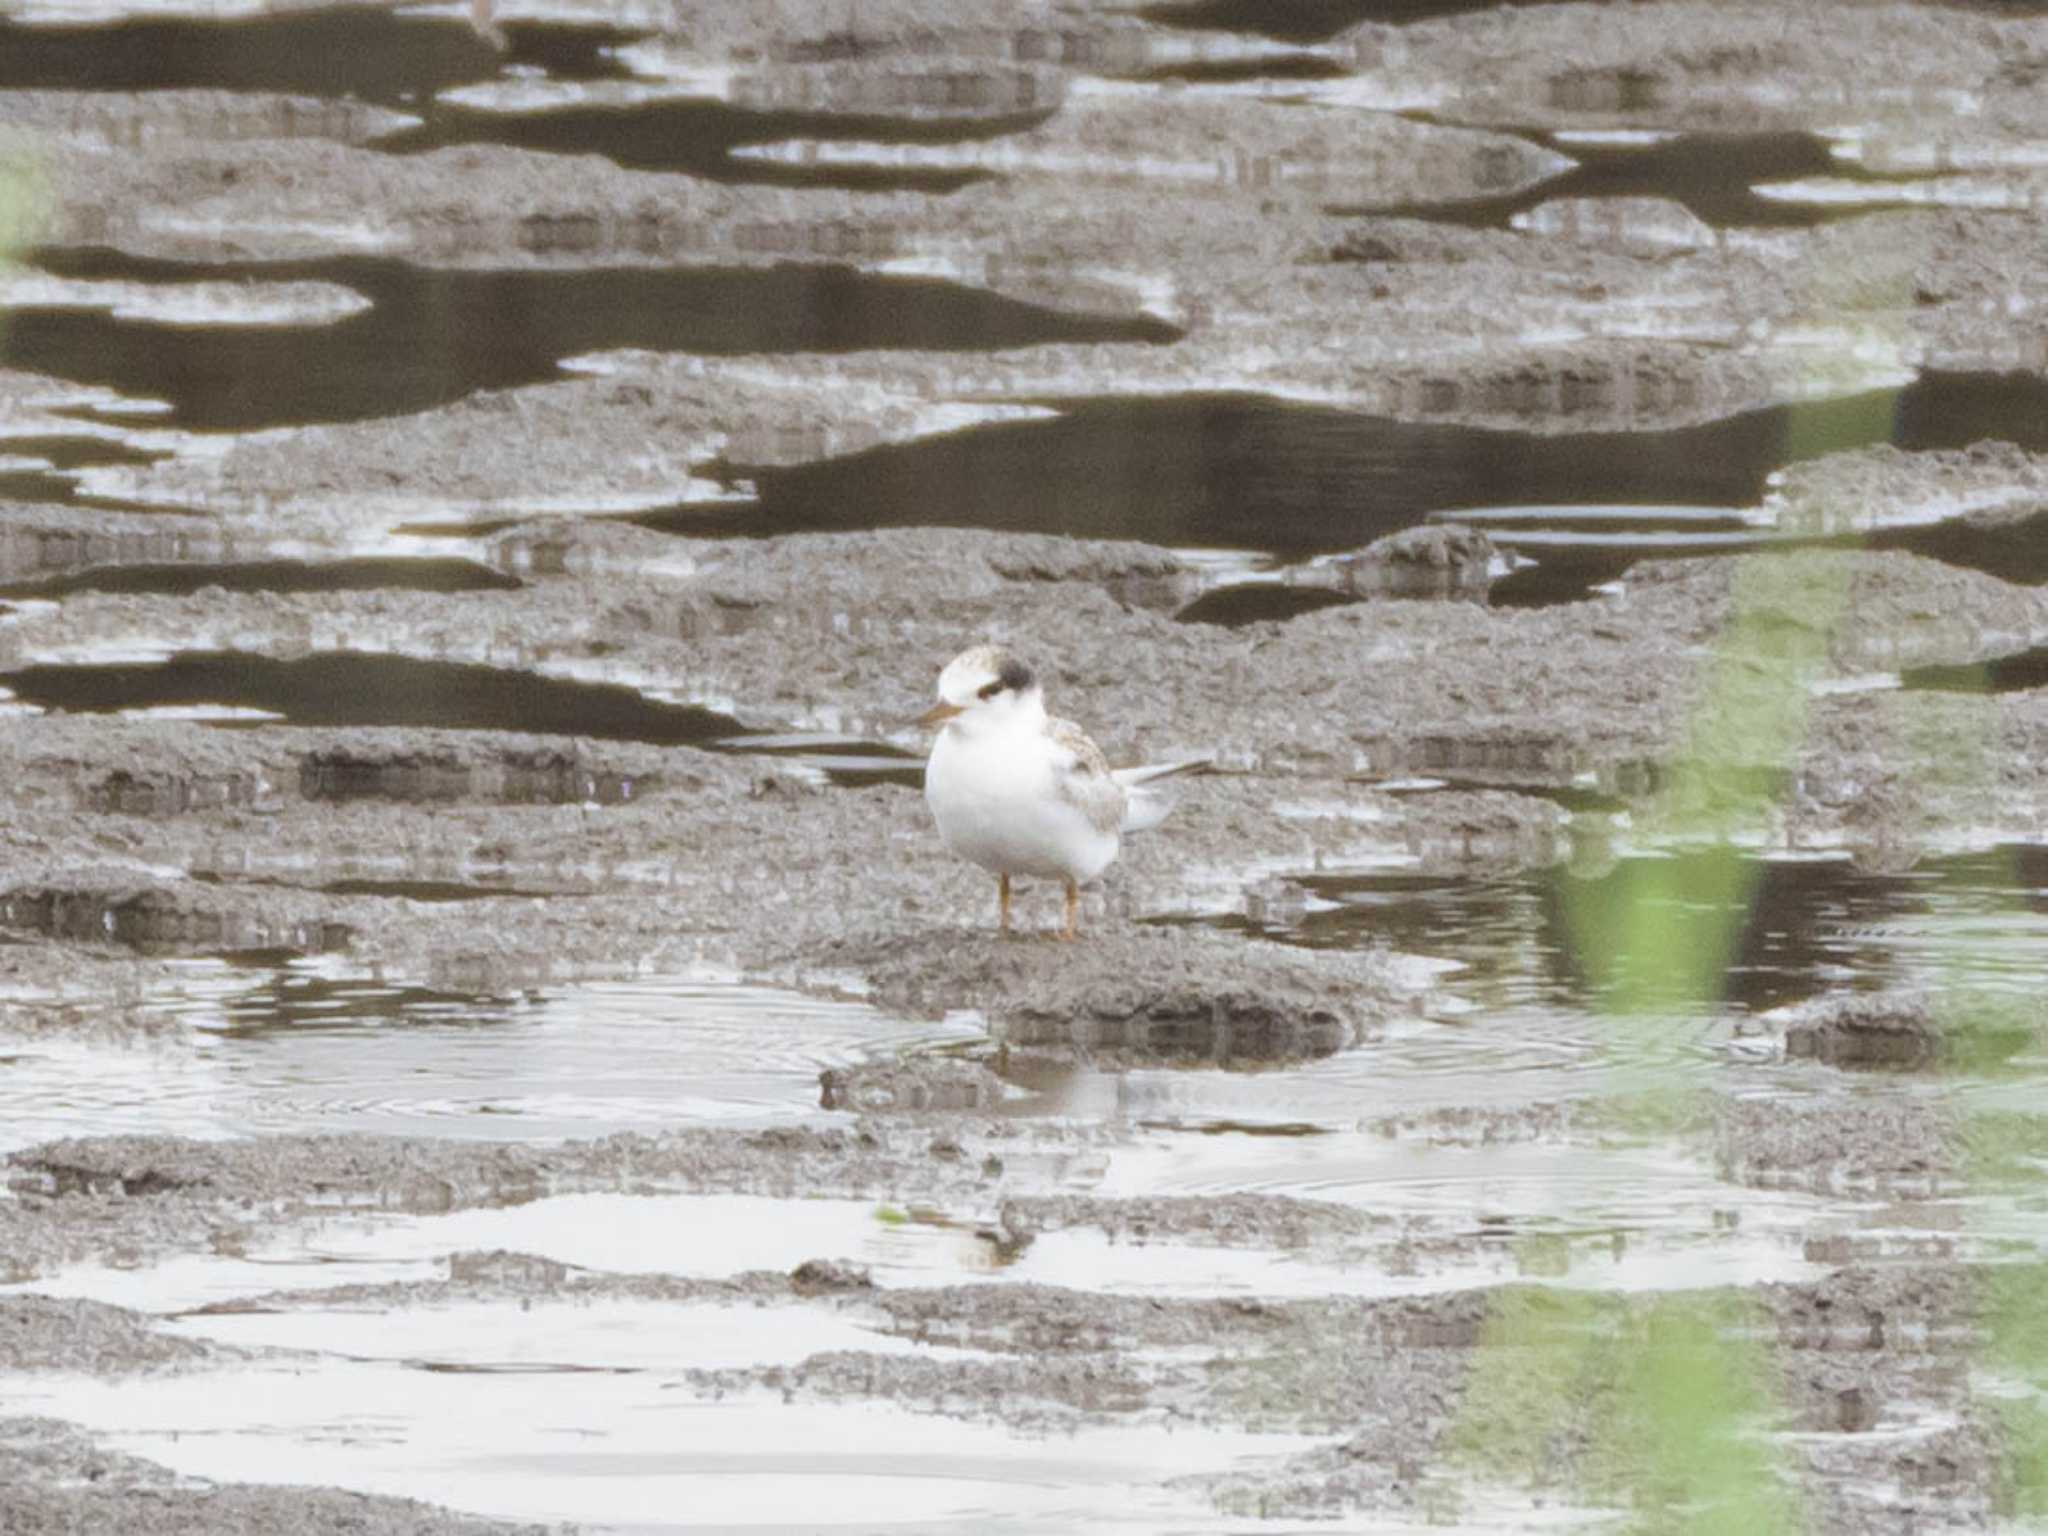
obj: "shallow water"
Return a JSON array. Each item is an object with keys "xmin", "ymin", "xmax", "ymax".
[
  {"xmin": 1903, "ymin": 646, "xmax": 2048, "ymax": 695},
  {"xmin": 1, "ymin": 1166, "xmax": 1834, "ymax": 1317},
  {"xmin": 17, "ymin": 1355, "xmax": 1327, "ymax": 1533},
  {"xmin": 0, "ymin": 650, "xmax": 749, "ymax": 741},
  {"xmin": 1388, "ymin": 128, "xmax": 1943, "ymax": 230},
  {"xmin": 7, "ymin": 12, "xmax": 2048, "ymax": 1531},
  {"xmin": 0, "ymin": 555, "xmax": 521, "ymax": 600},
  {"xmin": 3, "ymin": 248, "xmax": 1176, "ymax": 434},
  {"xmin": 0, "ymin": 972, "xmax": 985, "ymax": 1154},
  {"xmin": 9, "ymin": 831, "xmax": 2043, "ymax": 1530},
  {"xmin": 10, "ymin": 268, "xmax": 2048, "ymax": 579},
  {"xmin": 0, "ymin": 431, "xmax": 165, "ymax": 509},
  {"xmin": 1141, "ymin": 0, "xmax": 1547, "ymax": 41},
  {"xmin": 652, "ymin": 375, "xmax": 2045, "ymax": 559},
  {"xmin": 1178, "ymin": 847, "xmax": 2048, "ymax": 1016},
  {"xmin": 0, "ymin": 9, "xmax": 519, "ymax": 102},
  {"xmin": 0, "ymin": 648, "xmax": 930, "ymax": 784}
]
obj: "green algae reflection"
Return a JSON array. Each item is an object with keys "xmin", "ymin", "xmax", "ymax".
[{"xmin": 1447, "ymin": 544, "xmax": 1858, "ymax": 1529}]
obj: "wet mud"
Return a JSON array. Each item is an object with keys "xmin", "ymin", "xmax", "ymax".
[{"xmin": 4, "ymin": 1, "xmax": 2048, "ymax": 1531}]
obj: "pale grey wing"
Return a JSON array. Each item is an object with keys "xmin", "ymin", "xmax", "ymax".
[
  {"xmin": 1111, "ymin": 757, "xmax": 1208, "ymax": 834},
  {"xmin": 1047, "ymin": 717, "xmax": 1127, "ymax": 837},
  {"xmin": 1110, "ymin": 758, "xmax": 1211, "ymax": 788}
]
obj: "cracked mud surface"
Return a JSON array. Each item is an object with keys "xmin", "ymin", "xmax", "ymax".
[{"xmin": 4, "ymin": 1, "xmax": 2048, "ymax": 1532}]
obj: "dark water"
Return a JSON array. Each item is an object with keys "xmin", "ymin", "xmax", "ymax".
[
  {"xmin": 1429, "ymin": 508, "xmax": 1804, "ymax": 605},
  {"xmin": 1140, "ymin": 0, "xmax": 1567, "ymax": 42},
  {"xmin": 220, "ymin": 972, "xmax": 512, "ymax": 1030},
  {"xmin": 0, "ymin": 433, "xmax": 168, "ymax": 509},
  {"xmin": 1, "ymin": 434, "xmax": 162, "ymax": 472},
  {"xmin": 3, "ymin": 247, "xmax": 1176, "ymax": 434},
  {"xmin": 393, "ymin": 94, "xmax": 1057, "ymax": 186},
  {"xmin": 11, "ymin": 252, "xmax": 2041, "ymax": 568},
  {"xmin": 14, "ymin": 302, "xmax": 2040, "ymax": 569},
  {"xmin": 1381, "ymin": 130, "xmax": 1898, "ymax": 231},
  {"xmin": 0, "ymin": 7, "xmax": 1049, "ymax": 184},
  {"xmin": 195, "ymin": 871, "xmax": 557, "ymax": 904},
  {"xmin": 670, "ymin": 376, "xmax": 2048, "ymax": 558},
  {"xmin": 0, "ymin": 558, "xmax": 520, "ymax": 601},
  {"xmin": 1172, "ymin": 586, "xmax": 1363, "ymax": 625},
  {"xmin": 1872, "ymin": 505, "xmax": 2048, "ymax": 587},
  {"xmin": 1210, "ymin": 846, "xmax": 2048, "ymax": 1014},
  {"xmin": 1434, "ymin": 505, "xmax": 1760, "ymax": 534},
  {"xmin": 0, "ymin": 651, "xmax": 745, "ymax": 743},
  {"xmin": 11, "ymin": 250, "xmax": 2011, "ymax": 563},
  {"xmin": 1479, "ymin": 530, "xmax": 1820, "ymax": 605},
  {"xmin": 317, "ymin": 878, "xmax": 555, "ymax": 902},
  {"xmin": 0, "ymin": 463, "xmax": 90, "ymax": 505},
  {"xmin": 156, "ymin": 957, "xmax": 511, "ymax": 1033},
  {"xmin": 0, "ymin": 651, "xmax": 922, "ymax": 784},
  {"xmin": 0, "ymin": 10, "xmax": 634, "ymax": 103},
  {"xmin": 1902, "ymin": 647, "xmax": 2048, "ymax": 694},
  {"xmin": 0, "ymin": 11, "xmax": 1052, "ymax": 186}
]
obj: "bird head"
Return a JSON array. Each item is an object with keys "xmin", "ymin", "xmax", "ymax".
[{"xmin": 917, "ymin": 645, "xmax": 1040, "ymax": 730}]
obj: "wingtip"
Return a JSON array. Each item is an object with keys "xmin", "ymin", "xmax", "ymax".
[{"xmin": 1112, "ymin": 757, "xmax": 1213, "ymax": 788}]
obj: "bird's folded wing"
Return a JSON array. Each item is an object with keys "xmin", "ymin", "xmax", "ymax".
[
  {"xmin": 1110, "ymin": 757, "xmax": 1212, "ymax": 789},
  {"xmin": 1047, "ymin": 717, "xmax": 1127, "ymax": 836}
]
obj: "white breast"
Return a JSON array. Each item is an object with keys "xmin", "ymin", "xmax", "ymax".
[{"xmin": 925, "ymin": 719, "xmax": 1120, "ymax": 882}]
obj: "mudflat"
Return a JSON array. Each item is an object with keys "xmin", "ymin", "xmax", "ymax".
[{"xmin": 4, "ymin": 2, "xmax": 2048, "ymax": 1530}]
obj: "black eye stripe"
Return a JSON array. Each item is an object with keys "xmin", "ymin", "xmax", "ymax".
[{"xmin": 976, "ymin": 680, "xmax": 1003, "ymax": 700}]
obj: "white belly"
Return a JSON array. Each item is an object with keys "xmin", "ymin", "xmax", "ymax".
[{"xmin": 926, "ymin": 726, "xmax": 1120, "ymax": 882}]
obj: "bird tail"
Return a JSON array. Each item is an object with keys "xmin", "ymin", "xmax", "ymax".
[{"xmin": 1113, "ymin": 757, "xmax": 1210, "ymax": 834}]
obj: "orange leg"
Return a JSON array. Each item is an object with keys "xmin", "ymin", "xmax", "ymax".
[
  {"xmin": 1059, "ymin": 878, "xmax": 1080, "ymax": 941},
  {"xmin": 998, "ymin": 873, "xmax": 1012, "ymax": 935}
]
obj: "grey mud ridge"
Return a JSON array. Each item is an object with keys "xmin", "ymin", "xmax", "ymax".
[{"xmin": 6, "ymin": 0, "xmax": 2048, "ymax": 1531}]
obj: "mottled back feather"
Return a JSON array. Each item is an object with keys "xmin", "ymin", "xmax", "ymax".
[{"xmin": 1047, "ymin": 717, "xmax": 1126, "ymax": 837}]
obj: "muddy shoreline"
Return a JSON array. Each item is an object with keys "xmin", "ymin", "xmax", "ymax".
[{"xmin": 4, "ymin": 0, "xmax": 2048, "ymax": 1530}]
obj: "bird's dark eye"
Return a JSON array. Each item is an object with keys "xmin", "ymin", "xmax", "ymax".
[{"xmin": 976, "ymin": 680, "xmax": 1003, "ymax": 700}]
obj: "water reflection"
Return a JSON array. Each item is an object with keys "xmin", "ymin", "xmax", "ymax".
[
  {"xmin": 688, "ymin": 375, "xmax": 2043, "ymax": 557},
  {"xmin": 18, "ymin": 1357, "xmax": 1308, "ymax": 1533},
  {"xmin": 1143, "ymin": 0, "xmax": 1573, "ymax": 42},
  {"xmin": 397, "ymin": 93, "xmax": 1052, "ymax": 187},
  {"xmin": 0, "ymin": 973, "xmax": 984, "ymax": 1151},
  {"xmin": 14, "ymin": 254, "xmax": 2048, "ymax": 574},
  {"xmin": 1385, "ymin": 130, "xmax": 1901, "ymax": 230},
  {"xmin": 737, "ymin": 732, "xmax": 926, "ymax": 787},
  {"xmin": 0, "ymin": 434, "xmax": 166, "ymax": 509},
  {"xmin": 3, "ymin": 248, "xmax": 1177, "ymax": 433},
  {"xmin": 1902, "ymin": 646, "xmax": 2048, "ymax": 694},
  {"xmin": 0, "ymin": 11, "xmax": 631, "ymax": 103},
  {"xmin": 0, "ymin": 650, "xmax": 925, "ymax": 786},
  {"xmin": 1215, "ymin": 846, "xmax": 2048, "ymax": 1012},
  {"xmin": 0, "ymin": 651, "xmax": 746, "ymax": 743},
  {"xmin": 0, "ymin": 557, "xmax": 520, "ymax": 601}
]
